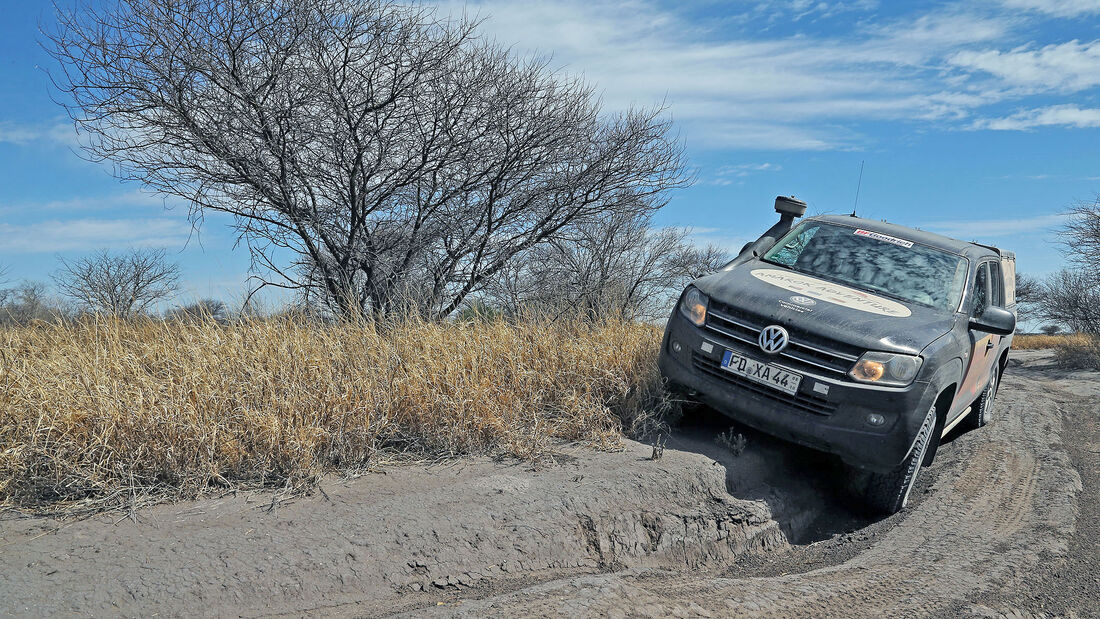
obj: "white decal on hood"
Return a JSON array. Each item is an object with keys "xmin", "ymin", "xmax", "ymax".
[{"xmin": 750, "ymin": 269, "xmax": 912, "ymax": 317}]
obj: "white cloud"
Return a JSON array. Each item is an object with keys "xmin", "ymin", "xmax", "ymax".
[
  {"xmin": 0, "ymin": 218, "xmax": 194, "ymax": 253},
  {"xmin": 435, "ymin": 1, "xmax": 1020, "ymax": 150},
  {"xmin": 949, "ymin": 39, "xmax": 1100, "ymax": 92},
  {"xmin": 669, "ymin": 226, "xmax": 753, "ymax": 253},
  {"xmin": 998, "ymin": 0, "xmax": 1100, "ymax": 17},
  {"xmin": 712, "ymin": 162, "xmax": 783, "ymax": 185},
  {"xmin": 920, "ymin": 213, "xmax": 1069, "ymax": 238},
  {"xmin": 0, "ymin": 190, "xmax": 181, "ymax": 215},
  {"xmin": 0, "ymin": 121, "xmax": 78, "ymax": 148},
  {"xmin": 972, "ymin": 104, "xmax": 1100, "ymax": 130}
]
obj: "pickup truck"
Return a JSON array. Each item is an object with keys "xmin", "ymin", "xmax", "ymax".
[{"xmin": 659, "ymin": 196, "xmax": 1016, "ymax": 515}]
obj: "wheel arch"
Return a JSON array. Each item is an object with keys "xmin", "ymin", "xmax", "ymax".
[{"xmin": 922, "ymin": 383, "xmax": 958, "ymax": 467}]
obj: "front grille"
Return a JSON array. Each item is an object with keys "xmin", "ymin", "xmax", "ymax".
[
  {"xmin": 691, "ymin": 352, "xmax": 838, "ymax": 416},
  {"xmin": 705, "ymin": 301, "xmax": 860, "ymax": 378}
]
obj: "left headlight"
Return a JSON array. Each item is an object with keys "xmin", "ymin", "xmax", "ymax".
[
  {"xmin": 849, "ymin": 352, "xmax": 923, "ymax": 387},
  {"xmin": 679, "ymin": 287, "xmax": 708, "ymax": 327}
]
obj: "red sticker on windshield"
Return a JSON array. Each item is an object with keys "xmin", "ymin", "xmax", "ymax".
[{"xmin": 854, "ymin": 229, "xmax": 914, "ymax": 248}]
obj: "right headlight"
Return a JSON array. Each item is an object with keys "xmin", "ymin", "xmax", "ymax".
[
  {"xmin": 678, "ymin": 287, "xmax": 708, "ymax": 327},
  {"xmin": 849, "ymin": 352, "xmax": 923, "ymax": 387}
]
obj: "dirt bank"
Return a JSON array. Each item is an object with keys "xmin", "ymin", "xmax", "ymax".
[
  {"xmin": 0, "ymin": 350, "xmax": 1092, "ymax": 617},
  {"xmin": 1, "ymin": 439, "xmax": 787, "ymax": 617}
]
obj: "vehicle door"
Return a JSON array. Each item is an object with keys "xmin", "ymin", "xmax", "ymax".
[{"xmin": 955, "ymin": 261, "xmax": 999, "ymax": 416}]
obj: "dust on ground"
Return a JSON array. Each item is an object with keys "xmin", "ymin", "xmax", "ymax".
[{"xmin": 0, "ymin": 350, "xmax": 1095, "ymax": 618}]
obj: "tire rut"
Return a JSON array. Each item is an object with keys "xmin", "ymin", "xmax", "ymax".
[{"xmin": 416, "ymin": 356, "xmax": 1085, "ymax": 618}]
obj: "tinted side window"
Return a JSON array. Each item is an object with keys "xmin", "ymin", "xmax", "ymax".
[
  {"xmin": 973, "ymin": 263, "xmax": 988, "ymax": 316},
  {"xmin": 989, "ymin": 261, "xmax": 1004, "ymax": 307}
]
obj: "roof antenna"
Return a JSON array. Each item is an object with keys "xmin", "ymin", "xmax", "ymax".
[{"xmin": 851, "ymin": 160, "xmax": 864, "ymax": 217}]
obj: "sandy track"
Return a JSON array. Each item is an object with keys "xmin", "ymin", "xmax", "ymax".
[{"xmin": 414, "ymin": 351, "xmax": 1089, "ymax": 618}]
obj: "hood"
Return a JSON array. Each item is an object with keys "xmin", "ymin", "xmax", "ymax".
[{"xmin": 694, "ymin": 261, "xmax": 958, "ymax": 356}]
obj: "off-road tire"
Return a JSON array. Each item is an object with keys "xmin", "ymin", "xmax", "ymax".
[
  {"xmin": 964, "ymin": 366, "xmax": 999, "ymax": 430},
  {"xmin": 861, "ymin": 402, "xmax": 939, "ymax": 516}
]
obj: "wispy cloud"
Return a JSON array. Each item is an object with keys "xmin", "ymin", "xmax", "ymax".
[
  {"xmin": 920, "ymin": 212, "xmax": 1069, "ymax": 238},
  {"xmin": 998, "ymin": 0, "xmax": 1100, "ymax": 17},
  {"xmin": 0, "ymin": 190, "xmax": 182, "ymax": 216},
  {"xmin": 949, "ymin": 39, "xmax": 1100, "ymax": 93},
  {"xmin": 0, "ymin": 121, "xmax": 78, "ymax": 148},
  {"xmin": 435, "ymin": 1, "xmax": 1079, "ymax": 149},
  {"xmin": 666, "ymin": 226, "xmax": 753, "ymax": 252},
  {"xmin": 711, "ymin": 162, "xmax": 782, "ymax": 185},
  {"xmin": 0, "ymin": 218, "xmax": 194, "ymax": 253},
  {"xmin": 972, "ymin": 104, "xmax": 1100, "ymax": 130}
]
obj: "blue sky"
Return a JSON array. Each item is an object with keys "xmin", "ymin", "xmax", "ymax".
[{"xmin": 2, "ymin": 0, "xmax": 1099, "ymax": 306}]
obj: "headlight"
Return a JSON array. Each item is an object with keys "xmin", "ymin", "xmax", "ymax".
[
  {"xmin": 679, "ymin": 287, "xmax": 708, "ymax": 327},
  {"xmin": 849, "ymin": 352, "xmax": 922, "ymax": 387}
]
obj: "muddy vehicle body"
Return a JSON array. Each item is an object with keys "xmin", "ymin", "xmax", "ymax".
[{"xmin": 660, "ymin": 197, "xmax": 1017, "ymax": 514}]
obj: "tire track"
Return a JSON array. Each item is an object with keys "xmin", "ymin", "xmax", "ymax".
[{"xmin": 416, "ymin": 357, "xmax": 1084, "ymax": 618}]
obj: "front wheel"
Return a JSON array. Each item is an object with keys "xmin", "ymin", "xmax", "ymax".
[{"xmin": 860, "ymin": 402, "xmax": 939, "ymax": 515}]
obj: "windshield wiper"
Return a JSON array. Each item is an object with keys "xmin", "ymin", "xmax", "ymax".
[{"xmin": 759, "ymin": 257, "xmax": 794, "ymax": 270}]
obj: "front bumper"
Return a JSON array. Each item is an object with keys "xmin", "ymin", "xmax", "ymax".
[{"xmin": 659, "ymin": 310, "xmax": 936, "ymax": 472}]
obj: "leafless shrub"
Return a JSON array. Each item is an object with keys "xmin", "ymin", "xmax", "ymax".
[
  {"xmin": 53, "ymin": 248, "xmax": 181, "ymax": 318},
  {"xmin": 1053, "ymin": 335, "xmax": 1100, "ymax": 369},
  {"xmin": 165, "ymin": 298, "xmax": 228, "ymax": 323},
  {"xmin": 1015, "ymin": 272, "xmax": 1043, "ymax": 323},
  {"xmin": 1061, "ymin": 196, "xmax": 1100, "ymax": 271},
  {"xmin": 1035, "ymin": 269, "xmax": 1100, "ymax": 335},
  {"xmin": 0, "ymin": 281, "xmax": 70, "ymax": 326},
  {"xmin": 46, "ymin": 0, "xmax": 689, "ymax": 320},
  {"xmin": 485, "ymin": 213, "xmax": 728, "ymax": 322}
]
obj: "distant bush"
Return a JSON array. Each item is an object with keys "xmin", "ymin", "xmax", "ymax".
[{"xmin": 1053, "ymin": 335, "xmax": 1100, "ymax": 369}]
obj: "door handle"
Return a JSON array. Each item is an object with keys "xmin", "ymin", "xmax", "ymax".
[{"xmin": 986, "ymin": 338, "xmax": 995, "ymax": 351}]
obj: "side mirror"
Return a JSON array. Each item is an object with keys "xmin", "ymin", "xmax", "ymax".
[{"xmin": 969, "ymin": 306, "xmax": 1016, "ymax": 336}]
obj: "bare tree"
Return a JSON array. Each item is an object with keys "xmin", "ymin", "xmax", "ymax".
[
  {"xmin": 1034, "ymin": 196, "xmax": 1100, "ymax": 334},
  {"xmin": 54, "ymin": 249, "xmax": 181, "ymax": 317},
  {"xmin": 0, "ymin": 281, "xmax": 69, "ymax": 326},
  {"xmin": 47, "ymin": 0, "xmax": 689, "ymax": 319},
  {"xmin": 486, "ymin": 213, "xmax": 728, "ymax": 322},
  {"xmin": 1061, "ymin": 196, "xmax": 1100, "ymax": 271},
  {"xmin": 1036, "ymin": 269, "xmax": 1100, "ymax": 335},
  {"xmin": 1015, "ymin": 272, "xmax": 1042, "ymax": 322}
]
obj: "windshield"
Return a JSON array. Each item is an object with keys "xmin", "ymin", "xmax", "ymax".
[{"xmin": 762, "ymin": 222, "xmax": 968, "ymax": 311}]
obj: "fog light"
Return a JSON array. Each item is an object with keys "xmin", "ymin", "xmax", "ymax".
[
  {"xmin": 866, "ymin": 413, "xmax": 886, "ymax": 427},
  {"xmin": 672, "ymin": 340, "xmax": 683, "ymax": 353}
]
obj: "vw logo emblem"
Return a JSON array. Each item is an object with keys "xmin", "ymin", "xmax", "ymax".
[
  {"xmin": 759, "ymin": 325, "xmax": 789, "ymax": 354},
  {"xmin": 789, "ymin": 295, "xmax": 816, "ymax": 307}
]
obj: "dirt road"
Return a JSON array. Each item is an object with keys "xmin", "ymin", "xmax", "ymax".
[
  {"xmin": 1, "ymin": 350, "xmax": 1095, "ymax": 617},
  {"xmin": 418, "ymin": 350, "xmax": 1096, "ymax": 618}
]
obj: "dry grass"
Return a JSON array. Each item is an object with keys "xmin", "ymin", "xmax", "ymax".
[
  {"xmin": 1012, "ymin": 333, "xmax": 1092, "ymax": 350},
  {"xmin": 0, "ymin": 316, "xmax": 670, "ymax": 514}
]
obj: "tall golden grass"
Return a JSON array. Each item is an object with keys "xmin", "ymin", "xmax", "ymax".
[
  {"xmin": 0, "ymin": 316, "xmax": 670, "ymax": 513},
  {"xmin": 1012, "ymin": 333, "xmax": 1092, "ymax": 350}
]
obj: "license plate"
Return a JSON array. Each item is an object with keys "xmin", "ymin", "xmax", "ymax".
[{"xmin": 721, "ymin": 350, "xmax": 802, "ymax": 395}]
